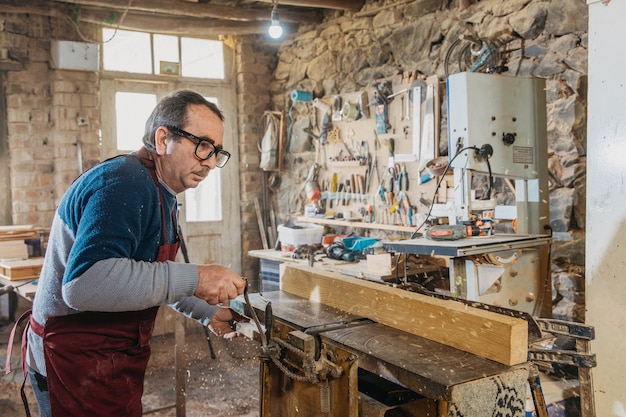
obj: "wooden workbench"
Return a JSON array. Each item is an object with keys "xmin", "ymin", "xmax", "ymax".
[
  {"xmin": 0, "ymin": 276, "xmax": 37, "ymax": 300},
  {"xmin": 248, "ymin": 248, "xmax": 415, "ymax": 284},
  {"xmin": 236, "ymin": 291, "xmax": 529, "ymax": 416},
  {"xmin": 0, "ymin": 257, "xmax": 44, "ymax": 303}
]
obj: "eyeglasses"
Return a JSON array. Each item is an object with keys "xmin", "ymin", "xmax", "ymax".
[{"xmin": 165, "ymin": 125, "xmax": 231, "ymax": 168}]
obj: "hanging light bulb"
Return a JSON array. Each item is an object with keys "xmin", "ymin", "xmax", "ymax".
[{"xmin": 268, "ymin": 3, "xmax": 283, "ymax": 39}]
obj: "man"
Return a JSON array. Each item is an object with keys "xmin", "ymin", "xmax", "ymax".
[{"xmin": 21, "ymin": 90, "xmax": 248, "ymax": 417}]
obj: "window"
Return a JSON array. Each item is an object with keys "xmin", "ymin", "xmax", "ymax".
[
  {"xmin": 102, "ymin": 28, "xmax": 225, "ymax": 79},
  {"xmin": 153, "ymin": 34, "xmax": 179, "ymax": 75},
  {"xmin": 181, "ymin": 37, "xmax": 224, "ymax": 79},
  {"xmin": 115, "ymin": 92, "xmax": 157, "ymax": 151},
  {"xmin": 102, "ymin": 30, "xmax": 152, "ymax": 74},
  {"xmin": 185, "ymin": 172, "xmax": 222, "ymax": 222},
  {"xmin": 185, "ymin": 96, "xmax": 222, "ymax": 222}
]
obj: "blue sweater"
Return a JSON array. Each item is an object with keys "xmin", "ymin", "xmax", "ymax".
[{"xmin": 28, "ymin": 154, "xmax": 218, "ymax": 376}]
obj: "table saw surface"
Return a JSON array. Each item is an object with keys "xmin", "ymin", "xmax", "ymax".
[
  {"xmin": 382, "ymin": 234, "xmax": 551, "ymax": 256},
  {"xmin": 240, "ymin": 290, "xmax": 525, "ymax": 400}
]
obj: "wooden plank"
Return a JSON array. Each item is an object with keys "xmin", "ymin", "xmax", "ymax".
[
  {"xmin": 0, "ymin": 225, "xmax": 34, "ymax": 233},
  {"xmin": 0, "ymin": 242, "xmax": 29, "ymax": 260},
  {"xmin": 280, "ymin": 264, "xmax": 528, "ymax": 366},
  {"xmin": 0, "ymin": 257, "xmax": 44, "ymax": 281},
  {"xmin": 0, "ymin": 225, "xmax": 38, "ymax": 242},
  {"xmin": 321, "ymin": 323, "xmax": 516, "ymax": 399},
  {"xmin": 577, "ymin": 338, "xmax": 596, "ymax": 417}
]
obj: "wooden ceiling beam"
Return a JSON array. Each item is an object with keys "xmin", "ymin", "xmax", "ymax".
[
  {"xmin": 247, "ymin": 0, "xmax": 365, "ymax": 11},
  {"xmin": 0, "ymin": 0, "xmax": 304, "ymax": 37},
  {"xmin": 77, "ymin": 7, "xmax": 294, "ymax": 36},
  {"xmin": 1, "ymin": 0, "xmax": 71, "ymax": 16},
  {"xmin": 53, "ymin": 0, "xmax": 321, "ymax": 23}
]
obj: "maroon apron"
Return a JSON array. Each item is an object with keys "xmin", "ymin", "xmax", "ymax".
[{"xmin": 24, "ymin": 148, "xmax": 180, "ymax": 417}]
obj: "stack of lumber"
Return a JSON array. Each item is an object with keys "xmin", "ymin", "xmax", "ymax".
[
  {"xmin": 0, "ymin": 225, "xmax": 39, "ymax": 260},
  {"xmin": 0, "ymin": 257, "xmax": 44, "ymax": 281}
]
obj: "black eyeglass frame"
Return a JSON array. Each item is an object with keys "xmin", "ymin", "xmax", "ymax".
[{"xmin": 164, "ymin": 125, "xmax": 231, "ymax": 168}]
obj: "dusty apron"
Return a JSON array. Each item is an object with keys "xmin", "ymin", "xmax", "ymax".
[{"xmin": 6, "ymin": 148, "xmax": 180, "ymax": 417}]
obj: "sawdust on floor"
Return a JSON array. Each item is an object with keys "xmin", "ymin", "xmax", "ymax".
[
  {"xmin": 1, "ymin": 301, "xmax": 260, "ymax": 417},
  {"xmin": 143, "ymin": 323, "xmax": 260, "ymax": 417}
]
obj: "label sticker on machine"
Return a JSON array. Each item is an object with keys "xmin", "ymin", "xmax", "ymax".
[{"xmin": 512, "ymin": 146, "xmax": 534, "ymax": 164}]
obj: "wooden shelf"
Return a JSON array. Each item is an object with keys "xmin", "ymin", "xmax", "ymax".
[{"xmin": 296, "ymin": 216, "xmax": 416, "ymax": 233}]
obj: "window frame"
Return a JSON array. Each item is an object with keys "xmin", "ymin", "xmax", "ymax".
[{"xmin": 101, "ymin": 28, "xmax": 229, "ymax": 81}]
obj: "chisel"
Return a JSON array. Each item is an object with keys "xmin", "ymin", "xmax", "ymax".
[
  {"xmin": 330, "ymin": 172, "xmax": 338, "ymax": 208},
  {"xmin": 387, "ymin": 138, "xmax": 395, "ymax": 167}
]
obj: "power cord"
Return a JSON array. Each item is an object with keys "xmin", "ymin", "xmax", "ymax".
[{"xmin": 409, "ymin": 144, "xmax": 494, "ymax": 239}]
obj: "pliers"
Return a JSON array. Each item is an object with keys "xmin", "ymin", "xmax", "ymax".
[
  {"xmin": 397, "ymin": 163, "xmax": 409, "ymax": 191},
  {"xmin": 387, "ymin": 164, "xmax": 399, "ymax": 193}
]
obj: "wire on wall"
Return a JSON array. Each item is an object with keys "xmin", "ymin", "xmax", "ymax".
[{"xmin": 65, "ymin": 0, "xmax": 134, "ymax": 44}]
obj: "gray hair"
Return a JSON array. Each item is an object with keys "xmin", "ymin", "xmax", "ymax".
[{"xmin": 142, "ymin": 89, "xmax": 224, "ymax": 151}]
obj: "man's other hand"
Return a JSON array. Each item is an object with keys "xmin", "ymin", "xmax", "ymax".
[{"xmin": 207, "ymin": 307, "xmax": 249, "ymax": 339}]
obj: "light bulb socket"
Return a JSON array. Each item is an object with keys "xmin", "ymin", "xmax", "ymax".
[
  {"xmin": 270, "ymin": 8, "xmax": 280, "ymax": 23},
  {"xmin": 268, "ymin": 5, "xmax": 283, "ymax": 39}
]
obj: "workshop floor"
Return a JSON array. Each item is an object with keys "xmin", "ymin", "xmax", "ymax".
[{"xmin": 0, "ymin": 297, "xmax": 260, "ymax": 417}]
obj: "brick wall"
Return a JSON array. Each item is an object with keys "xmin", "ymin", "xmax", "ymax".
[
  {"xmin": 1, "ymin": 12, "xmax": 100, "ymax": 227},
  {"xmin": 233, "ymin": 35, "xmax": 280, "ymax": 287},
  {"xmin": 1, "ymin": 11, "xmax": 275, "ymax": 282}
]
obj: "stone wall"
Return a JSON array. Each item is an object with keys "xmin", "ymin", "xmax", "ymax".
[{"xmin": 268, "ymin": 0, "xmax": 588, "ymax": 321}]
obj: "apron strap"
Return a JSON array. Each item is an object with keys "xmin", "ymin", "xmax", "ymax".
[
  {"xmin": 5, "ymin": 309, "xmax": 32, "ymax": 376},
  {"xmin": 133, "ymin": 147, "xmax": 179, "ymax": 246},
  {"xmin": 6, "ymin": 309, "xmax": 34, "ymax": 417}
]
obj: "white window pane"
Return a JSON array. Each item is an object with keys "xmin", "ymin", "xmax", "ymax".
[
  {"xmin": 115, "ymin": 92, "xmax": 157, "ymax": 151},
  {"xmin": 185, "ymin": 170, "xmax": 222, "ymax": 222},
  {"xmin": 181, "ymin": 38, "xmax": 224, "ymax": 79},
  {"xmin": 102, "ymin": 29, "xmax": 152, "ymax": 74},
  {"xmin": 154, "ymin": 34, "xmax": 180, "ymax": 75},
  {"xmin": 185, "ymin": 96, "xmax": 222, "ymax": 222}
]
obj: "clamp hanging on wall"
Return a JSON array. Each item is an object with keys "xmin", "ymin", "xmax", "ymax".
[
  {"xmin": 288, "ymin": 89, "xmax": 314, "ymax": 153},
  {"xmin": 290, "ymin": 89, "xmax": 314, "ymax": 102}
]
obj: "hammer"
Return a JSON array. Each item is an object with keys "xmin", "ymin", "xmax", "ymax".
[
  {"xmin": 0, "ymin": 284, "xmax": 14, "ymax": 296},
  {"xmin": 0, "ymin": 280, "xmax": 34, "ymax": 295}
]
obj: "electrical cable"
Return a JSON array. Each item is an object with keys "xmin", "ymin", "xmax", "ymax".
[
  {"xmin": 287, "ymin": 102, "xmax": 295, "ymax": 153},
  {"xmin": 485, "ymin": 156, "xmax": 493, "ymax": 200},
  {"xmin": 409, "ymin": 145, "xmax": 479, "ymax": 239},
  {"xmin": 444, "ymin": 34, "xmax": 524, "ymax": 77},
  {"xmin": 444, "ymin": 38, "xmax": 461, "ymax": 78},
  {"xmin": 403, "ymin": 252, "xmax": 408, "ymax": 285},
  {"xmin": 66, "ymin": 0, "xmax": 134, "ymax": 44},
  {"xmin": 394, "ymin": 253, "xmax": 401, "ymax": 285}
]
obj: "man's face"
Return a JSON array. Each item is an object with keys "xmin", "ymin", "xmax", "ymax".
[{"xmin": 154, "ymin": 104, "xmax": 225, "ymax": 194}]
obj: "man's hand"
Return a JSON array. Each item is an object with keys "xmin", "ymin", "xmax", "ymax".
[
  {"xmin": 195, "ymin": 264, "xmax": 246, "ymax": 305},
  {"xmin": 208, "ymin": 307, "xmax": 249, "ymax": 339}
]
